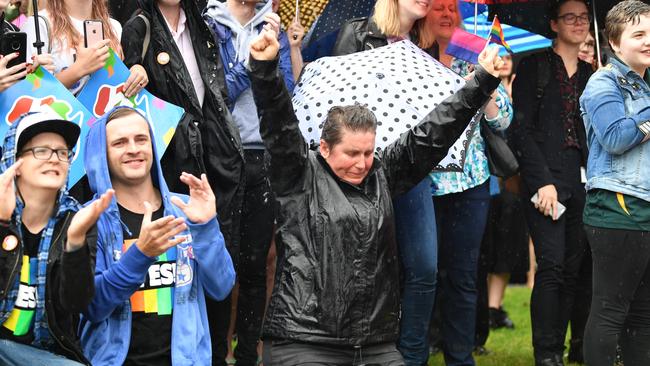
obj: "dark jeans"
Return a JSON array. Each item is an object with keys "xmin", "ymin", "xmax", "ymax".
[
  {"xmin": 583, "ymin": 226, "xmax": 650, "ymax": 366},
  {"xmin": 524, "ymin": 186, "xmax": 588, "ymax": 360},
  {"xmin": 394, "ymin": 178, "xmax": 438, "ymax": 366},
  {"xmin": 262, "ymin": 341, "xmax": 405, "ymax": 366},
  {"xmin": 433, "ymin": 181, "xmax": 491, "ymax": 366},
  {"xmin": 209, "ymin": 150, "xmax": 275, "ymax": 366}
]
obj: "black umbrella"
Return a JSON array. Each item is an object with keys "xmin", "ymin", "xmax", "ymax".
[{"xmin": 304, "ymin": 0, "xmax": 376, "ymax": 49}]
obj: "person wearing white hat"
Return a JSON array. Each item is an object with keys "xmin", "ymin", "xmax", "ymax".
[{"xmin": 0, "ymin": 110, "xmax": 113, "ymax": 365}]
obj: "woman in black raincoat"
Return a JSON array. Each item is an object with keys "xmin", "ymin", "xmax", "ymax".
[
  {"xmin": 247, "ymin": 29, "xmax": 504, "ymax": 365},
  {"xmin": 120, "ymin": 1, "xmax": 245, "ymax": 363}
]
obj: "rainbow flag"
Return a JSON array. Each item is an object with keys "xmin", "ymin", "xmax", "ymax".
[
  {"xmin": 446, "ymin": 28, "xmax": 486, "ymax": 64},
  {"xmin": 488, "ymin": 16, "xmax": 514, "ymax": 54}
]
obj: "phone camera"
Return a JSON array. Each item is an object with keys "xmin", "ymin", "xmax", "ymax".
[{"xmin": 92, "ymin": 30, "xmax": 97, "ymax": 34}]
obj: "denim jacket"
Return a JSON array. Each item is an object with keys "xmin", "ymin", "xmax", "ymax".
[{"xmin": 580, "ymin": 56, "xmax": 650, "ymax": 201}]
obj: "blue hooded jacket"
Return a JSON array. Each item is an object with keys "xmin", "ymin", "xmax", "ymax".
[{"xmin": 79, "ymin": 106, "xmax": 235, "ymax": 366}]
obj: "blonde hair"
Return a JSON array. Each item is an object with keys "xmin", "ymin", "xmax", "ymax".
[
  {"xmin": 46, "ymin": 0, "xmax": 123, "ymax": 58},
  {"xmin": 372, "ymin": 0, "xmax": 436, "ymax": 49}
]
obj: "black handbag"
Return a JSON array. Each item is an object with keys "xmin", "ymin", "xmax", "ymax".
[{"xmin": 480, "ymin": 121, "xmax": 519, "ymax": 178}]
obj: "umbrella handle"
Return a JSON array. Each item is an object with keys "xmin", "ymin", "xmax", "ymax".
[
  {"xmin": 32, "ymin": 0, "xmax": 44, "ymax": 55},
  {"xmin": 592, "ymin": 0, "xmax": 602, "ymax": 68}
]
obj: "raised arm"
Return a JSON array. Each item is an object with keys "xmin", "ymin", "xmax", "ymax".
[
  {"xmin": 247, "ymin": 30, "xmax": 309, "ymax": 196},
  {"xmin": 381, "ymin": 47, "xmax": 503, "ymax": 197}
]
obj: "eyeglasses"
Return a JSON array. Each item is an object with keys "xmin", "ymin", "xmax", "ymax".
[
  {"xmin": 20, "ymin": 147, "xmax": 74, "ymax": 162},
  {"xmin": 557, "ymin": 13, "xmax": 591, "ymax": 25}
]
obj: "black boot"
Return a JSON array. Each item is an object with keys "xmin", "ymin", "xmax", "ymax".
[
  {"xmin": 489, "ymin": 307, "xmax": 515, "ymax": 329},
  {"xmin": 568, "ymin": 339, "xmax": 584, "ymax": 364}
]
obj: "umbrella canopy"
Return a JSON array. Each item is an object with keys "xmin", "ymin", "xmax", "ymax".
[
  {"xmin": 294, "ymin": 40, "xmax": 481, "ymax": 172},
  {"xmin": 464, "ymin": 12, "xmax": 552, "ymax": 55},
  {"xmin": 304, "ymin": 0, "xmax": 376, "ymax": 49}
]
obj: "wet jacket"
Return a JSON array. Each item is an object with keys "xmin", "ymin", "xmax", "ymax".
[
  {"xmin": 79, "ymin": 107, "xmax": 235, "ymax": 365},
  {"xmin": 580, "ymin": 56, "xmax": 650, "ymax": 201},
  {"xmin": 248, "ymin": 57, "xmax": 500, "ymax": 346},
  {"xmin": 332, "ymin": 17, "xmax": 426, "ymax": 56},
  {"xmin": 121, "ymin": 0, "xmax": 245, "ymax": 258},
  {"xmin": 0, "ymin": 118, "xmax": 95, "ymax": 365}
]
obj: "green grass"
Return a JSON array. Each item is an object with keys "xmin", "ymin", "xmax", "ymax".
[{"xmin": 428, "ymin": 285, "xmax": 578, "ymax": 366}]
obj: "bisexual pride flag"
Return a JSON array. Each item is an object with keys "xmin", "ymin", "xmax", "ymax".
[
  {"xmin": 76, "ymin": 49, "xmax": 184, "ymax": 160},
  {"xmin": 446, "ymin": 28, "xmax": 487, "ymax": 64},
  {"xmin": 0, "ymin": 67, "xmax": 95, "ymax": 187}
]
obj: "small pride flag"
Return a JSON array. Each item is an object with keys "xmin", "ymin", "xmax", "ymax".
[
  {"xmin": 488, "ymin": 16, "xmax": 513, "ymax": 54},
  {"xmin": 446, "ymin": 28, "xmax": 486, "ymax": 64}
]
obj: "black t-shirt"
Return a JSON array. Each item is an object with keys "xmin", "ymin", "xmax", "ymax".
[
  {"xmin": 0, "ymin": 224, "xmax": 42, "ymax": 344},
  {"xmin": 119, "ymin": 204, "xmax": 174, "ymax": 366}
]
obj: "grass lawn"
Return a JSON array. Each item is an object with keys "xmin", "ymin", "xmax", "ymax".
[{"xmin": 428, "ymin": 285, "xmax": 582, "ymax": 366}]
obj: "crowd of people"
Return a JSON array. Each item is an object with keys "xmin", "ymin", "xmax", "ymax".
[{"xmin": 0, "ymin": 0, "xmax": 649, "ymax": 365}]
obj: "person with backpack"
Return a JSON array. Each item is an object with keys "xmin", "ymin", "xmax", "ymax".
[
  {"xmin": 120, "ymin": 1, "xmax": 246, "ymax": 365},
  {"xmin": 508, "ymin": 1, "xmax": 592, "ymax": 365}
]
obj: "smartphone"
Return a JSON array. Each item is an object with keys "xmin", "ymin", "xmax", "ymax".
[
  {"xmin": 0, "ymin": 31, "xmax": 27, "ymax": 72},
  {"xmin": 83, "ymin": 20, "xmax": 104, "ymax": 48},
  {"xmin": 530, "ymin": 193, "xmax": 566, "ymax": 220}
]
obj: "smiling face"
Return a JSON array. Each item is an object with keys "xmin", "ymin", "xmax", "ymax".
[
  {"xmin": 106, "ymin": 112, "xmax": 154, "ymax": 189},
  {"xmin": 551, "ymin": 0, "xmax": 590, "ymax": 46},
  {"xmin": 16, "ymin": 132, "xmax": 69, "ymax": 192},
  {"xmin": 612, "ymin": 14, "xmax": 650, "ymax": 76},
  {"xmin": 398, "ymin": 0, "xmax": 432, "ymax": 23},
  {"xmin": 319, "ymin": 128, "xmax": 376, "ymax": 186},
  {"xmin": 429, "ymin": 0, "xmax": 459, "ymax": 42}
]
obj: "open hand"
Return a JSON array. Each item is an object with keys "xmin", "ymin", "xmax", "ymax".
[
  {"xmin": 135, "ymin": 201, "xmax": 187, "ymax": 258},
  {"xmin": 250, "ymin": 29, "xmax": 280, "ymax": 61},
  {"xmin": 170, "ymin": 173, "xmax": 217, "ymax": 224},
  {"xmin": 478, "ymin": 45, "xmax": 504, "ymax": 78},
  {"xmin": 66, "ymin": 189, "xmax": 114, "ymax": 251},
  {"xmin": 0, "ymin": 54, "xmax": 27, "ymax": 92},
  {"xmin": 0, "ymin": 160, "xmax": 22, "ymax": 221},
  {"xmin": 123, "ymin": 64, "xmax": 148, "ymax": 98}
]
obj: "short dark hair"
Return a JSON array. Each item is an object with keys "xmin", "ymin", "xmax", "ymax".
[
  {"xmin": 320, "ymin": 104, "xmax": 377, "ymax": 147},
  {"xmin": 605, "ymin": 0, "xmax": 650, "ymax": 46},
  {"xmin": 106, "ymin": 107, "xmax": 142, "ymax": 124},
  {"xmin": 548, "ymin": 0, "xmax": 588, "ymax": 20}
]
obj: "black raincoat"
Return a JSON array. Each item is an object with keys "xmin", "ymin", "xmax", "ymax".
[
  {"xmin": 121, "ymin": 0, "xmax": 245, "ymax": 258},
  {"xmin": 248, "ymin": 57, "xmax": 500, "ymax": 346}
]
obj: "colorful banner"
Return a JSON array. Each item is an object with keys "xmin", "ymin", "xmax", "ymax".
[
  {"xmin": 0, "ymin": 67, "xmax": 95, "ymax": 187},
  {"xmin": 77, "ymin": 49, "xmax": 183, "ymax": 159}
]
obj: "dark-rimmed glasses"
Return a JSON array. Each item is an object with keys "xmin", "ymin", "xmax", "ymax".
[
  {"xmin": 557, "ymin": 13, "xmax": 591, "ymax": 25},
  {"xmin": 20, "ymin": 147, "xmax": 74, "ymax": 162}
]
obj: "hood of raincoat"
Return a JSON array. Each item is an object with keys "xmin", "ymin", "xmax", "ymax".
[{"xmin": 204, "ymin": 0, "xmax": 272, "ymax": 63}]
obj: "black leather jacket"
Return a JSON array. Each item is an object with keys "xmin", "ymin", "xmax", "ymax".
[
  {"xmin": 0, "ymin": 212, "xmax": 96, "ymax": 364},
  {"xmin": 248, "ymin": 57, "xmax": 500, "ymax": 346}
]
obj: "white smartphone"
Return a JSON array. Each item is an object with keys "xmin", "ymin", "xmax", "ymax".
[{"xmin": 530, "ymin": 193, "xmax": 566, "ymax": 220}]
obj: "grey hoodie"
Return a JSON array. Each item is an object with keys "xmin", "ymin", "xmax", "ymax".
[{"xmin": 204, "ymin": 0, "xmax": 272, "ymax": 149}]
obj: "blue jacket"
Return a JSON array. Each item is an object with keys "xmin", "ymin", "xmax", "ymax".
[
  {"xmin": 79, "ymin": 106, "xmax": 235, "ymax": 365},
  {"xmin": 580, "ymin": 56, "xmax": 650, "ymax": 201}
]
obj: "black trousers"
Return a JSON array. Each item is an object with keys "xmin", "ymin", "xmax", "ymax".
[
  {"xmin": 524, "ymin": 186, "xmax": 589, "ymax": 360},
  {"xmin": 262, "ymin": 341, "xmax": 405, "ymax": 366},
  {"xmin": 583, "ymin": 226, "xmax": 650, "ymax": 366},
  {"xmin": 209, "ymin": 149, "xmax": 275, "ymax": 366}
]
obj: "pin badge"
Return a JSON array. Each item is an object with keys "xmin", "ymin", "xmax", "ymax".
[
  {"xmin": 2, "ymin": 235, "xmax": 17, "ymax": 251},
  {"xmin": 157, "ymin": 52, "xmax": 170, "ymax": 65}
]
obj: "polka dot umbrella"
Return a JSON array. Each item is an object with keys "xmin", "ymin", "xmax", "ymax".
[{"xmin": 293, "ymin": 40, "xmax": 482, "ymax": 172}]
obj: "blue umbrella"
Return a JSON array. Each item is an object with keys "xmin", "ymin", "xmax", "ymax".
[{"xmin": 463, "ymin": 12, "xmax": 552, "ymax": 55}]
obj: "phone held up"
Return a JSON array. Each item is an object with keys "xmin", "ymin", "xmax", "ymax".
[
  {"xmin": 530, "ymin": 193, "xmax": 566, "ymax": 221},
  {"xmin": 0, "ymin": 31, "xmax": 27, "ymax": 79},
  {"xmin": 83, "ymin": 20, "xmax": 105, "ymax": 48}
]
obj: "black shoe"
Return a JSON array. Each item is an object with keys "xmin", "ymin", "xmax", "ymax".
[
  {"xmin": 473, "ymin": 345, "xmax": 491, "ymax": 356},
  {"xmin": 489, "ymin": 307, "xmax": 515, "ymax": 329},
  {"xmin": 567, "ymin": 339, "xmax": 584, "ymax": 364},
  {"xmin": 536, "ymin": 355, "xmax": 564, "ymax": 366}
]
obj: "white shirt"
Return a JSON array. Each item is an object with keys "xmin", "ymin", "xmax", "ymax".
[{"xmin": 163, "ymin": 8, "xmax": 205, "ymax": 107}]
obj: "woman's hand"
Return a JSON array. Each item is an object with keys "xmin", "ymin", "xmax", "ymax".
[
  {"xmin": 124, "ymin": 64, "xmax": 148, "ymax": 98},
  {"xmin": 478, "ymin": 46, "xmax": 504, "ymax": 78},
  {"xmin": 288, "ymin": 18, "xmax": 305, "ymax": 48},
  {"xmin": 0, "ymin": 53, "xmax": 27, "ymax": 92},
  {"xmin": 263, "ymin": 13, "xmax": 281, "ymax": 36},
  {"xmin": 73, "ymin": 39, "xmax": 111, "ymax": 77},
  {"xmin": 29, "ymin": 53, "xmax": 56, "ymax": 74},
  {"xmin": 250, "ymin": 29, "xmax": 280, "ymax": 61}
]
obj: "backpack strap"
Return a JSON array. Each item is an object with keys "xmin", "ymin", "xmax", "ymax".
[
  {"xmin": 37, "ymin": 15, "xmax": 52, "ymax": 53},
  {"xmin": 534, "ymin": 50, "xmax": 551, "ymax": 100},
  {"xmin": 137, "ymin": 13, "xmax": 151, "ymax": 63}
]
